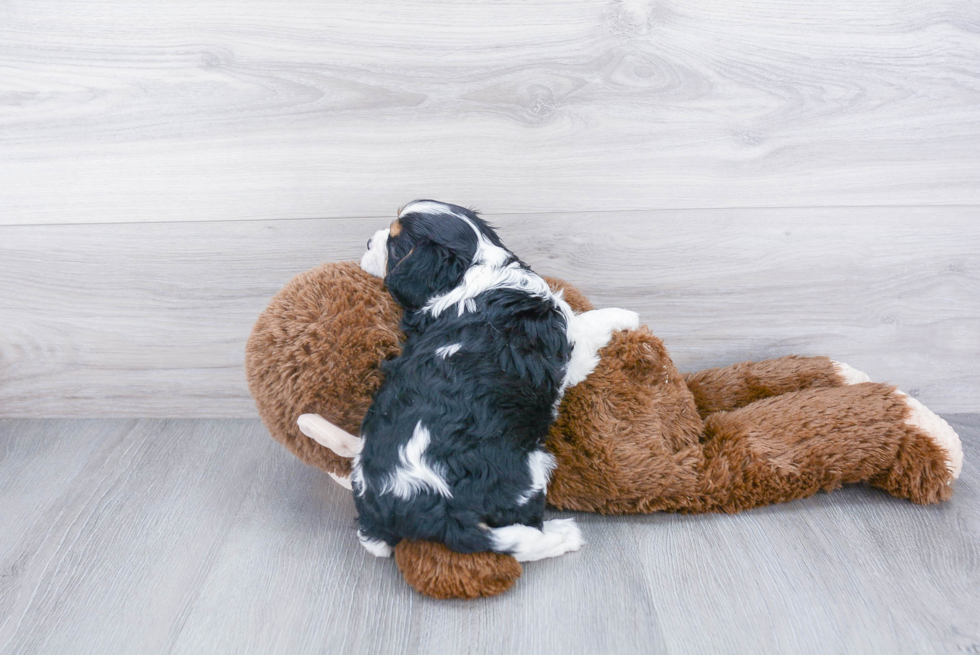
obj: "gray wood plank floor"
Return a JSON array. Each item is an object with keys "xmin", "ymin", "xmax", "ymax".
[
  {"xmin": 2, "ymin": 208, "xmax": 978, "ymax": 417},
  {"xmin": 0, "ymin": 417, "xmax": 977, "ymax": 655},
  {"xmin": 2, "ymin": 0, "xmax": 979, "ymax": 225}
]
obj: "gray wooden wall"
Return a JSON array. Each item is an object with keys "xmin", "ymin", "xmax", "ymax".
[{"xmin": 2, "ymin": 0, "xmax": 979, "ymax": 416}]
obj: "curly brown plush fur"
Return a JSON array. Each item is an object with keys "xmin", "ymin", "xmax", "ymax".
[
  {"xmin": 245, "ymin": 262, "xmax": 596, "ymax": 479},
  {"xmin": 246, "ymin": 262, "xmax": 400, "ymax": 477},
  {"xmin": 394, "ymin": 540, "xmax": 523, "ymax": 599},
  {"xmin": 684, "ymin": 356, "xmax": 845, "ymax": 419},
  {"xmin": 245, "ymin": 262, "xmax": 960, "ymax": 599}
]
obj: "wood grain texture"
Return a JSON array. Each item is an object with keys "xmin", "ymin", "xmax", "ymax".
[
  {"xmin": 0, "ymin": 417, "xmax": 977, "ymax": 654},
  {"xmin": 1, "ymin": 0, "xmax": 979, "ymax": 225},
  {"xmin": 1, "ymin": 207, "xmax": 977, "ymax": 417}
]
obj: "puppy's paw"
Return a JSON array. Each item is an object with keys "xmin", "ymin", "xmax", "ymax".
[
  {"xmin": 488, "ymin": 519, "xmax": 585, "ymax": 562},
  {"xmin": 358, "ymin": 530, "xmax": 394, "ymax": 558},
  {"xmin": 832, "ymin": 361, "xmax": 872, "ymax": 385},
  {"xmin": 541, "ymin": 518, "xmax": 585, "ymax": 556}
]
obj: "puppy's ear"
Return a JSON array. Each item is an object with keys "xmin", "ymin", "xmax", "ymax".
[{"xmin": 385, "ymin": 242, "xmax": 468, "ymax": 311}]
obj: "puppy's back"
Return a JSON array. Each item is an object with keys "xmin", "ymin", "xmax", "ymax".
[{"xmin": 354, "ymin": 286, "xmax": 571, "ymax": 552}]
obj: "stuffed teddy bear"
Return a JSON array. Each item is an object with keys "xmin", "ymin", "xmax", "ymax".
[{"xmin": 245, "ymin": 261, "xmax": 963, "ymax": 599}]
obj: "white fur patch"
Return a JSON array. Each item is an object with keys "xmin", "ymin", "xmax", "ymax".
[
  {"xmin": 400, "ymin": 200, "xmax": 463, "ymax": 219},
  {"xmin": 517, "ymin": 450, "xmax": 557, "ymax": 505},
  {"xmin": 351, "ymin": 451, "xmax": 366, "ymax": 496},
  {"xmin": 562, "ymin": 307, "xmax": 641, "ymax": 391},
  {"xmin": 488, "ymin": 518, "xmax": 584, "ymax": 562},
  {"xmin": 358, "ymin": 530, "xmax": 393, "ymax": 558},
  {"xmin": 435, "ymin": 343, "xmax": 462, "ymax": 359},
  {"xmin": 380, "ymin": 422, "xmax": 453, "ymax": 500},
  {"xmin": 896, "ymin": 391, "xmax": 963, "ymax": 480},
  {"xmin": 459, "ymin": 216, "xmax": 510, "ymax": 268},
  {"xmin": 425, "ymin": 261, "xmax": 556, "ymax": 318},
  {"xmin": 832, "ymin": 361, "xmax": 872, "ymax": 385},
  {"xmin": 360, "ymin": 228, "xmax": 389, "ymax": 278}
]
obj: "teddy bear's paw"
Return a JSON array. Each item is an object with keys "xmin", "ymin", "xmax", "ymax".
[
  {"xmin": 832, "ymin": 361, "xmax": 872, "ymax": 385},
  {"xmin": 563, "ymin": 308, "xmax": 641, "ymax": 389},
  {"xmin": 896, "ymin": 390, "xmax": 963, "ymax": 480},
  {"xmin": 329, "ymin": 472, "xmax": 353, "ymax": 490},
  {"xmin": 297, "ymin": 413, "xmax": 363, "ymax": 458},
  {"xmin": 592, "ymin": 307, "xmax": 641, "ymax": 333}
]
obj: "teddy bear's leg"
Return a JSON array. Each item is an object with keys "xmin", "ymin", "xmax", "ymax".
[
  {"xmin": 683, "ymin": 355, "xmax": 863, "ymax": 418},
  {"xmin": 869, "ymin": 390, "xmax": 964, "ymax": 498},
  {"xmin": 693, "ymin": 382, "xmax": 962, "ymax": 512}
]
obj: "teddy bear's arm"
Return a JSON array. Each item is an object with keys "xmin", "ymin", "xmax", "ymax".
[
  {"xmin": 297, "ymin": 413, "xmax": 361, "ymax": 488},
  {"xmin": 564, "ymin": 308, "xmax": 641, "ymax": 389}
]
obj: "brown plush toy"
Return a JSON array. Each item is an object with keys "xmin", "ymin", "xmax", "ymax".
[{"xmin": 245, "ymin": 261, "xmax": 964, "ymax": 599}]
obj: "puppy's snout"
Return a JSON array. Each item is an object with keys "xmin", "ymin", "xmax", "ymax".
[{"xmin": 360, "ymin": 227, "xmax": 390, "ymax": 279}]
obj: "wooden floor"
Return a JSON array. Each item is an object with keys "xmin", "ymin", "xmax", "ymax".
[{"xmin": 0, "ymin": 417, "xmax": 977, "ymax": 655}]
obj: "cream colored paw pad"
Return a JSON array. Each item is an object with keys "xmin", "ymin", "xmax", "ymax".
[
  {"xmin": 832, "ymin": 361, "xmax": 872, "ymax": 385},
  {"xmin": 896, "ymin": 391, "xmax": 963, "ymax": 480},
  {"xmin": 329, "ymin": 472, "xmax": 353, "ymax": 490},
  {"xmin": 297, "ymin": 413, "xmax": 363, "ymax": 458}
]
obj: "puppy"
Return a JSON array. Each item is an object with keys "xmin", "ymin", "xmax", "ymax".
[{"xmin": 308, "ymin": 200, "xmax": 638, "ymax": 561}]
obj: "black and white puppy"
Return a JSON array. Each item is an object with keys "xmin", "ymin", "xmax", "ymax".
[{"xmin": 307, "ymin": 200, "xmax": 638, "ymax": 561}]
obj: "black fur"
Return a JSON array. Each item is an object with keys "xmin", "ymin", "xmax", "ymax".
[{"xmin": 354, "ymin": 201, "xmax": 572, "ymax": 553}]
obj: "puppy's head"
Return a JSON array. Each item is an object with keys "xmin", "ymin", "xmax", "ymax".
[{"xmin": 360, "ymin": 200, "xmax": 512, "ymax": 310}]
